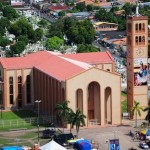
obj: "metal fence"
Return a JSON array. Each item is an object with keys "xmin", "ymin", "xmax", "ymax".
[{"xmin": 0, "ymin": 116, "xmax": 56, "ymax": 128}]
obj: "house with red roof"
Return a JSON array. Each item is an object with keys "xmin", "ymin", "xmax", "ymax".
[
  {"xmin": 0, "ymin": 50, "xmax": 121, "ymax": 126},
  {"xmin": 49, "ymin": 5, "xmax": 69, "ymax": 12}
]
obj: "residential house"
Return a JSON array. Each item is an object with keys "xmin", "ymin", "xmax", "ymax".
[{"xmin": 93, "ymin": 22, "xmax": 118, "ymax": 32}]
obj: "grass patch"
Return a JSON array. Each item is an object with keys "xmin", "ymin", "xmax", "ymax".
[
  {"xmin": 2, "ymin": 110, "xmax": 37, "ymax": 120},
  {"xmin": 122, "ymin": 91, "xmax": 127, "ymax": 97},
  {"xmin": 18, "ymin": 131, "xmax": 38, "ymax": 139},
  {"xmin": 122, "ymin": 100, "xmax": 127, "ymax": 112}
]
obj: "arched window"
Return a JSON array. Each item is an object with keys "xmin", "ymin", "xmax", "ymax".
[
  {"xmin": 135, "ymin": 36, "xmax": 138, "ymax": 45},
  {"xmin": 26, "ymin": 75, "xmax": 31, "ymax": 103},
  {"xmin": 142, "ymin": 23, "xmax": 145, "ymax": 31},
  {"xmin": 18, "ymin": 76, "xmax": 22, "ymax": 107},
  {"xmin": 9, "ymin": 76, "xmax": 13, "ymax": 104},
  {"xmin": 139, "ymin": 36, "xmax": 142, "ymax": 44},
  {"xmin": 139, "ymin": 23, "xmax": 142, "ymax": 31},
  {"xmin": 76, "ymin": 89, "xmax": 83, "ymax": 113},
  {"xmin": 142, "ymin": 36, "xmax": 145, "ymax": 44},
  {"xmin": 135, "ymin": 24, "xmax": 138, "ymax": 32}
]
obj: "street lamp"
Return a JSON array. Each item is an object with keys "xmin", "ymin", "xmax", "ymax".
[{"xmin": 35, "ymin": 100, "xmax": 41, "ymax": 146}]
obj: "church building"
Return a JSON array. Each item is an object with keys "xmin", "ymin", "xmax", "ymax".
[{"xmin": 0, "ymin": 50, "xmax": 121, "ymax": 126}]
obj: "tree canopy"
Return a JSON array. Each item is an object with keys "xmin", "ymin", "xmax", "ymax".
[
  {"xmin": 46, "ymin": 36, "xmax": 64, "ymax": 50},
  {"xmin": 3, "ymin": 5, "xmax": 19, "ymax": 20},
  {"xmin": 10, "ymin": 41, "xmax": 26, "ymax": 56}
]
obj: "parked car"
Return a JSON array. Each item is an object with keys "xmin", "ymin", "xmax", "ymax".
[{"xmin": 139, "ymin": 142, "xmax": 149, "ymax": 149}]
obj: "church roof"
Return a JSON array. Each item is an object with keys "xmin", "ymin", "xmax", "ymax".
[{"xmin": 0, "ymin": 50, "xmax": 114, "ymax": 81}]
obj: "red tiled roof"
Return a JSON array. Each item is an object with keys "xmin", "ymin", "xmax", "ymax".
[
  {"xmin": 49, "ymin": 5, "xmax": 68, "ymax": 11},
  {"xmin": 61, "ymin": 51, "xmax": 114, "ymax": 65},
  {"xmin": 35, "ymin": 55, "xmax": 85, "ymax": 81},
  {"xmin": 0, "ymin": 51, "xmax": 114, "ymax": 81},
  {"xmin": 0, "ymin": 51, "xmax": 54, "ymax": 69}
]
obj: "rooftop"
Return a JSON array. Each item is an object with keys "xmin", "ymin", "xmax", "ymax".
[{"xmin": 0, "ymin": 51, "xmax": 114, "ymax": 81}]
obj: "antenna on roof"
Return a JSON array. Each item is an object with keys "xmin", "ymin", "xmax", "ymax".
[{"xmin": 135, "ymin": 0, "xmax": 140, "ymax": 16}]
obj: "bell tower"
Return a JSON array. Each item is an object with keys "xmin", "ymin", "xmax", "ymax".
[{"xmin": 127, "ymin": 3, "xmax": 148, "ymax": 118}]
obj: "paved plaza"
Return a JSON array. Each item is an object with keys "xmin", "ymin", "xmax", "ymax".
[
  {"xmin": 69, "ymin": 119, "xmax": 146, "ymax": 150},
  {"xmin": 0, "ymin": 119, "xmax": 146, "ymax": 150}
]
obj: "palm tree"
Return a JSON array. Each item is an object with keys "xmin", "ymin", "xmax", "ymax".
[
  {"xmin": 131, "ymin": 101, "xmax": 143, "ymax": 128},
  {"xmin": 55, "ymin": 100, "xmax": 70, "ymax": 133},
  {"xmin": 72, "ymin": 109, "xmax": 86, "ymax": 138},
  {"xmin": 143, "ymin": 105, "xmax": 150, "ymax": 124},
  {"xmin": 67, "ymin": 109, "xmax": 75, "ymax": 133}
]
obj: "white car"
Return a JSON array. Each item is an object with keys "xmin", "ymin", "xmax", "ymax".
[
  {"xmin": 139, "ymin": 142, "xmax": 149, "ymax": 149},
  {"xmin": 146, "ymin": 135, "xmax": 150, "ymax": 140}
]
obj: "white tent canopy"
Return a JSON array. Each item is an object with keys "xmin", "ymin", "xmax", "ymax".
[{"xmin": 39, "ymin": 140, "xmax": 67, "ymax": 150}]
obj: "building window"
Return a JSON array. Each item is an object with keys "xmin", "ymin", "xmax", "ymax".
[
  {"xmin": 135, "ymin": 36, "xmax": 138, "ymax": 45},
  {"xmin": 9, "ymin": 77, "xmax": 13, "ymax": 104},
  {"xmin": 142, "ymin": 23, "xmax": 145, "ymax": 31},
  {"xmin": 142, "ymin": 36, "xmax": 145, "ymax": 44},
  {"xmin": 18, "ymin": 76, "xmax": 22, "ymax": 102},
  {"xmin": 139, "ymin": 23, "xmax": 142, "ymax": 31},
  {"xmin": 135, "ymin": 23, "xmax": 138, "ymax": 32},
  {"xmin": 26, "ymin": 75, "xmax": 31, "ymax": 103}
]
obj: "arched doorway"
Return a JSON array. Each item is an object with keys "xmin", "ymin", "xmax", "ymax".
[
  {"xmin": 88, "ymin": 82, "xmax": 100, "ymax": 125},
  {"xmin": 105, "ymin": 87, "xmax": 112, "ymax": 124},
  {"xmin": 76, "ymin": 89, "xmax": 83, "ymax": 113}
]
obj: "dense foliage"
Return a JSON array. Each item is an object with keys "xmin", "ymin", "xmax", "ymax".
[{"xmin": 48, "ymin": 17, "xmax": 95, "ymax": 45}]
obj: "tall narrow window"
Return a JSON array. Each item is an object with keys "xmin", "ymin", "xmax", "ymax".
[
  {"xmin": 139, "ymin": 36, "xmax": 142, "ymax": 44},
  {"xmin": 18, "ymin": 76, "xmax": 22, "ymax": 107},
  {"xmin": 142, "ymin": 36, "xmax": 145, "ymax": 44},
  {"xmin": 135, "ymin": 36, "xmax": 138, "ymax": 45},
  {"xmin": 139, "ymin": 23, "xmax": 142, "ymax": 31},
  {"xmin": 142, "ymin": 23, "xmax": 145, "ymax": 31},
  {"xmin": 26, "ymin": 75, "xmax": 31, "ymax": 103},
  {"xmin": 9, "ymin": 77, "xmax": 13, "ymax": 104},
  {"xmin": 135, "ymin": 24, "xmax": 138, "ymax": 32}
]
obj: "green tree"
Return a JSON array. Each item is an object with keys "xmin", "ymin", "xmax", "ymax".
[
  {"xmin": 0, "ymin": 37, "xmax": 10, "ymax": 47},
  {"xmin": 86, "ymin": 4, "xmax": 94, "ymax": 12},
  {"xmin": 71, "ymin": 109, "xmax": 86, "ymax": 138},
  {"xmin": 131, "ymin": 101, "xmax": 143, "ymax": 128},
  {"xmin": 55, "ymin": 100, "xmax": 70, "ymax": 133},
  {"xmin": 58, "ymin": 11, "xmax": 65, "ymax": 17},
  {"xmin": 48, "ymin": 19, "xmax": 64, "ymax": 38},
  {"xmin": 46, "ymin": 36, "xmax": 64, "ymax": 50},
  {"xmin": 77, "ymin": 44, "xmax": 98, "ymax": 53},
  {"xmin": 10, "ymin": 41, "xmax": 26, "ymax": 56},
  {"xmin": 143, "ymin": 106, "xmax": 150, "ymax": 124},
  {"xmin": 0, "ymin": 17, "xmax": 10, "ymax": 29},
  {"xmin": 34, "ymin": 28, "xmax": 43, "ymax": 42},
  {"xmin": 75, "ymin": 3, "xmax": 86, "ymax": 12},
  {"xmin": 0, "ymin": 27, "xmax": 5, "ymax": 36},
  {"xmin": 67, "ymin": 109, "xmax": 75, "ymax": 133},
  {"xmin": 3, "ymin": 6, "xmax": 19, "ymax": 20},
  {"xmin": 110, "ymin": 6, "xmax": 120, "ymax": 13},
  {"xmin": 38, "ymin": 19, "xmax": 48, "ymax": 28},
  {"xmin": 17, "ymin": 35, "xmax": 29, "ymax": 45},
  {"xmin": 122, "ymin": 2, "xmax": 134, "ymax": 16}
]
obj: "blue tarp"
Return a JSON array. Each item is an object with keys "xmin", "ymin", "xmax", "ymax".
[
  {"xmin": 146, "ymin": 129, "xmax": 150, "ymax": 136},
  {"xmin": 75, "ymin": 139, "xmax": 91, "ymax": 150},
  {"xmin": 79, "ymin": 142, "xmax": 91, "ymax": 150},
  {"xmin": 1, "ymin": 146, "xmax": 22, "ymax": 150}
]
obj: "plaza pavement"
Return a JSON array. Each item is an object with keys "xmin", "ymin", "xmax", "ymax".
[
  {"xmin": 68, "ymin": 119, "xmax": 146, "ymax": 150},
  {"xmin": 0, "ymin": 119, "xmax": 146, "ymax": 150}
]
